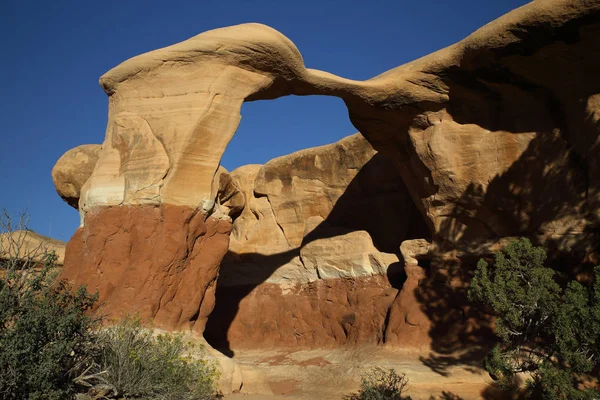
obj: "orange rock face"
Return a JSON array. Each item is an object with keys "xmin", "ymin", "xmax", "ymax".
[
  {"xmin": 205, "ymin": 274, "xmax": 399, "ymax": 351},
  {"xmin": 61, "ymin": 204, "xmax": 231, "ymax": 334}
]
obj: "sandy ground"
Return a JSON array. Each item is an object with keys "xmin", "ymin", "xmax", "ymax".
[{"xmin": 218, "ymin": 346, "xmax": 503, "ymax": 400}]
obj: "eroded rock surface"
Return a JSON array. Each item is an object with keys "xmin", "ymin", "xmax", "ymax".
[
  {"xmin": 53, "ymin": 0, "xmax": 600, "ymax": 249},
  {"xmin": 52, "ymin": 144, "xmax": 101, "ymax": 209},
  {"xmin": 61, "ymin": 205, "xmax": 231, "ymax": 334},
  {"xmin": 220, "ymin": 133, "xmax": 426, "ymax": 285},
  {"xmin": 54, "ymin": 0, "xmax": 600, "ymax": 350},
  {"xmin": 346, "ymin": 1, "xmax": 600, "ymax": 250},
  {"xmin": 207, "ymin": 275, "xmax": 398, "ymax": 350},
  {"xmin": 205, "ymin": 134, "xmax": 428, "ymax": 349}
]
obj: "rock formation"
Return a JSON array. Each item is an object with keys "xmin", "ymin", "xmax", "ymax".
[
  {"xmin": 52, "ymin": 144, "xmax": 101, "ymax": 209},
  {"xmin": 205, "ymin": 133, "xmax": 428, "ymax": 349},
  {"xmin": 0, "ymin": 230, "xmax": 66, "ymax": 266},
  {"xmin": 54, "ymin": 0, "xmax": 600, "ymax": 351},
  {"xmin": 63, "ymin": 205, "xmax": 230, "ymax": 333}
]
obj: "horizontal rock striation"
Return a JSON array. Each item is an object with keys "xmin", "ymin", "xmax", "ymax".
[{"xmin": 57, "ymin": 0, "xmax": 600, "ymax": 250}]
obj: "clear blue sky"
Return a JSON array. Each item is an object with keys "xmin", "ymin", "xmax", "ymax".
[{"xmin": 0, "ymin": 0, "xmax": 528, "ymax": 242}]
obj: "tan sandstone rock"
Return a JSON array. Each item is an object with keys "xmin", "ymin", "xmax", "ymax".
[
  {"xmin": 220, "ymin": 133, "xmax": 424, "ymax": 286},
  {"xmin": 212, "ymin": 166, "xmax": 245, "ymax": 219},
  {"xmin": 399, "ymin": 239, "xmax": 432, "ymax": 266},
  {"xmin": 221, "ymin": 133, "xmax": 425, "ymax": 285},
  {"xmin": 301, "ymin": 216, "xmax": 400, "ymax": 280},
  {"xmin": 206, "ymin": 134, "xmax": 423, "ymax": 350},
  {"xmin": 52, "ymin": 144, "xmax": 101, "ymax": 209},
  {"xmin": 57, "ymin": 0, "xmax": 600, "ymax": 251},
  {"xmin": 55, "ymin": 0, "xmax": 600, "ymax": 353},
  {"xmin": 0, "ymin": 230, "xmax": 66, "ymax": 266}
]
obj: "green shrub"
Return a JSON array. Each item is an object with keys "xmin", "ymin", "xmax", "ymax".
[
  {"xmin": 468, "ymin": 238, "xmax": 600, "ymax": 398},
  {"xmin": 344, "ymin": 367, "xmax": 412, "ymax": 400},
  {"xmin": 0, "ymin": 244, "xmax": 99, "ymax": 400},
  {"xmin": 527, "ymin": 363, "xmax": 600, "ymax": 400},
  {"xmin": 96, "ymin": 317, "xmax": 220, "ymax": 400}
]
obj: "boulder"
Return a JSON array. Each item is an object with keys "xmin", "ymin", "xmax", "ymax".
[{"xmin": 52, "ymin": 144, "xmax": 101, "ymax": 209}]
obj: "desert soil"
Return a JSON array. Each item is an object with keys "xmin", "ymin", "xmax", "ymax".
[{"xmin": 220, "ymin": 345, "xmax": 502, "ymax": 400}]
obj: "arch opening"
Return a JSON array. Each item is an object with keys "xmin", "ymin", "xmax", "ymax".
[{"xmin": 221, "ymin": 95, "xmax": 357, "ymax": 171}]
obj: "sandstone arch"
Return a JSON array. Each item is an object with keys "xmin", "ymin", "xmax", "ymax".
[{"xmin": 55, "ymin": 0, "xmax": 600, "ymax": 347}]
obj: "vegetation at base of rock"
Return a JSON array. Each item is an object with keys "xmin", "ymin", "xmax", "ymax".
[
  {"xmin": 93, "ymin": 316, "xmax": 220, "ymax": 400},
  {"xmin": 0, "ymin": 255, "xmax": 98, "ymax": 400},
  {"xmin": 468, "ymin": 238, "xmax": 600, "ymax": 399},
  {"xmin": 0, "ymin": 211, "xmax": 220, "ymax": 400},
  {"xmin": 343, "ymin": 367, "xmax": 412, "ymax": 400},
  {"xmin": 0, "ymin": 210, "xmax": 99, "ymax": 400}
]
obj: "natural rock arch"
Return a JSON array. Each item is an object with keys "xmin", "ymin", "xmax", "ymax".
[{"xmin": 54, "ymin": 0, "xmax": 600, "ymax": 345}]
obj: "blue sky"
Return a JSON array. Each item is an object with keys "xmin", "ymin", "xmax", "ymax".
[{"xmin": 0, "ymin": 0, "xmax": 528, "ymax": 242}]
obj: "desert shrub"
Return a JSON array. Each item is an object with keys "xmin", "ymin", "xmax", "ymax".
[
  {"xmin": 344, "ymin": 367, "xmax": 412, "ymax": 400},
  {"xmin": 96, "ymin": 317, "xmax": 220, "ymax": 400},
  {"xmin": 468, "ymin": 238, "xmax": 600, "ymax": 399},
  {"xmin": 0, "ymin": 212, "xmax": 99, "ymax": 400}
]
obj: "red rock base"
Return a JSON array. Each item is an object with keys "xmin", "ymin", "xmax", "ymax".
[
  {"xmin": 385, "ymin": 259, "xmax": 495, "ymax": 356},
  {"xmin": 205, "ymin": 275, "xmax": 399, "ymax": 351},
  {"xmin": 205, "ymin": 258, "xmax": 494, "ymax": 353},
  {"xmin": 60, "ymin": 204, "xmax": 232, "ymax": 334}
]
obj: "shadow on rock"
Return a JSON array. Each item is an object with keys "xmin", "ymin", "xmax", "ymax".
[{"xmin": 204, "ymin": 153, "xmax": 429, "ymax": 356}]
